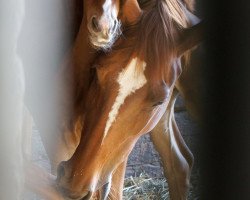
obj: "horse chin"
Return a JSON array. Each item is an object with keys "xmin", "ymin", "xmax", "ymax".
[
  {"xmin": 89, "ymin": 35, "xmax": 116, "ymax": 51},
  {"xmin": 64, "ymin": 191, "xmax": 90, "ymax": 200}
]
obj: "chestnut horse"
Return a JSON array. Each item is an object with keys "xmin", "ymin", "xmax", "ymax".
[
  {"xmin": 25, "ymin": 0, "xmax": 144, "ymax": 198},
  {"xmin": 27, "ymin": 0, "xmax": 124, "ymax": 174},
  {"xmin": 56, "ymin": 0, "xmax": 203, "ymax": 199},
  {"xmin": 25, "ymin": 0, "xmax": 203, "ymax": 199},
  {"xmin": 24, "ymin": 0, "xmax": 124, "ymax": 198}
]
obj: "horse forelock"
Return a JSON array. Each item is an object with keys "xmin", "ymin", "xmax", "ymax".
[{"xmin": 133, "ymin": 0, "xmax": 191, "ymax": 83}]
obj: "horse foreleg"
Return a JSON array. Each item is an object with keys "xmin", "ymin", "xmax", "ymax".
[
  {"xmin": 107, "ymin": 160, "xmax": 127, "ymax": 200},
  {"xmin": 94, "ymin": 160, "xmax": 126, "ymax": 200},
  {"xmin": 171, "ymin": 109, "xmax": 194, "ymax": 169},
  {"xmin": 150, "ymin": 92, "xmax": 193, "ymax": 200}
]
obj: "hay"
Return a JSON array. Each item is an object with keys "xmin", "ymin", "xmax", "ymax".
[
  {"xmin": 123, "ymin": 170, "xmax": 201, "ymax": 200},
  {"xmin": 123, "ymin": 173, "xmax": 169, "ymax": 200}
]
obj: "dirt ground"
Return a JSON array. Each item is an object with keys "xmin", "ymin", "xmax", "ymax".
[{"xmin": 24, "ymin": 97, "xmax": 202, "ymax": 199}]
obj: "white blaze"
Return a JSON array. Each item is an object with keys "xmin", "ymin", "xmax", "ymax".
[{"xmin": 103, "ymin": 58, "xmax": 147, "ymax": 138}]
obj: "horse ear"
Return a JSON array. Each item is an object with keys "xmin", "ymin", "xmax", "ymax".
[
  {"xmin": 120, "ymin": 0, "xmax": 142, "ymax": 24},
  {"xmin": 177, "ymin": 21, "xmax": 205, "ymax": 56}
]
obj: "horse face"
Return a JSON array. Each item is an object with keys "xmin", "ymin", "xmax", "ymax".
[
  {"xmin": 56, "ymin": 56, "xmax": 174, "ymax": 199},
  {"xmin": 84, "ymin": 0, "xmax": 121, "ymax": 50}
]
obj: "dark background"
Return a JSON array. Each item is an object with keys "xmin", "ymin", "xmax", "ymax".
[{"xmin": 199, "ymin": 0, "xmax": 250, "ymax": 199}]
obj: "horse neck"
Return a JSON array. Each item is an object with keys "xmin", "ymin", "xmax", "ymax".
[
  {"xmin": 64, "ymin": 18, "xmax": 98, "ymax": 120},
  {"xmin": 72, "ymin": 19, "xmax": 97, "ymax": 73}
]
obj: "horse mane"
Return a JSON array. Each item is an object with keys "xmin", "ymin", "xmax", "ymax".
[
  {"xmin": 138, "ymin": 0, "xmax": 195, "ymax": 11},
  {"xmin": 182, "ymin": 0, "xmax": 195, "ymax": 11},
  {"xmin": 97, "ymin": 0, "xmax": 193, "ymax": 84},
  {"xmin": 134, "ymin": 0, "xmax": 190, "ymax": 83}
]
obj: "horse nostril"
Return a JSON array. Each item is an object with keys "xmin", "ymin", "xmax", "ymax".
[
  {"xmin": 81, "ymin": 191, "xmax": 92, "ymax": 200},
  {"xmin": 91, "ymin": 16, "xmax": 101, "ymax": 32},
  {"xmin": 59, "ymin": 187, "xmax": 90, "ymax": 200}
]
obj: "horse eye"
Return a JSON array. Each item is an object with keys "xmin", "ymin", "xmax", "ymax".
[{"xmin": 153, "ymin": 101, "xmax": 164, "ymax": 107}]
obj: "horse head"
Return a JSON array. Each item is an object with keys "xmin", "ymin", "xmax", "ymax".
[{"xmin": 57, "ymin": 1, "xmax": 204, "ymax": 199}]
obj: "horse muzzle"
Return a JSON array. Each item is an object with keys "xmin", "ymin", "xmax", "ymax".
[
  {"xmin": 57, "ymin": 185, "xmax": 92, "ymax": 200},
  {"xmin": 88, "ymin": 15, "xmax": 121, "ymax": 50},
  {"xmin": 56, "ymin": 162, "xmax": 112, "ymax": 200}
]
